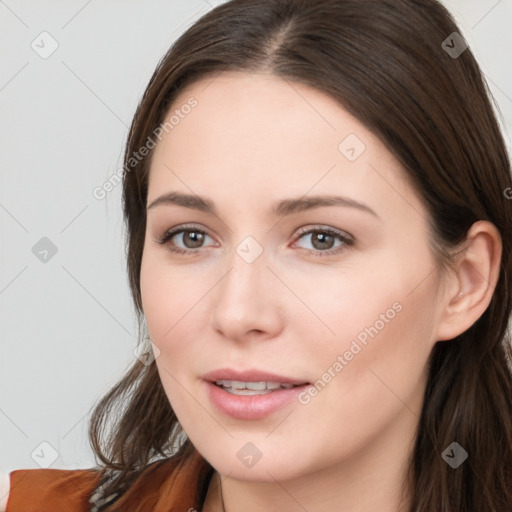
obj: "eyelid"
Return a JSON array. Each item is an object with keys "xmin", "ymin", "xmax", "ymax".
[{"xmin": 293, "ymin": 225, "xmax": 353, "ymax": 242}]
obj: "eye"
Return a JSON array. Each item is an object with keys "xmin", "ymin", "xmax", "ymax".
[
  {"xmin": 156, "ymin": 224, "xmax": 216, "ymax": 255},
  {"xmin": 155, "ymin": 224, "xmax": 354, "ymax": 257},
  {"xmin": 292, "ymin": 226, "xmax": 354, "ymax": 257}
]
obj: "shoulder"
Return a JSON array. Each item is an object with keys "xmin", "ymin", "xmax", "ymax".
[
  {"xmin": 4, "ymin": 466, "xmax": 102, "ymax": 512},
  {"xmin": 3, "ymin": 448, "xmax": 213, "ymax": 512},
  {"xmin": 103, "ymin": 448, "xmax": 214, "ymax": 511}
]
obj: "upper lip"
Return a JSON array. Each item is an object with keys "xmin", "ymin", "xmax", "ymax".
[{"xmin": 203, "ymin": 368, "xmax": 310, "ymax": 385}]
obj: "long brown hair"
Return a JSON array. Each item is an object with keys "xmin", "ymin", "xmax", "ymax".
[{"xmin": 89, "ymin": 0, "xmax": 512, "ymax": 509}]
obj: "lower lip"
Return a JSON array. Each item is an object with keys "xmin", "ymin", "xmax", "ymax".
[{"xmin": 205, "ymin": 381, "xmax": 309, "ymax": 420}]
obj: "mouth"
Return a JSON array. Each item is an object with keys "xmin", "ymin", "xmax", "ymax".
[
  {"xmin": 202, "ymin": 369, "xmax": 311, "ymax": 420},
  {"xmin": 214, "ymin": 380, "xmax": 306, "ymax": 395}
]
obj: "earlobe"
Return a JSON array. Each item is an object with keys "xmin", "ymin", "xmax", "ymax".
[{"xmin": 435, "ymin": 220, "xmax": 502, "ymax": 342}]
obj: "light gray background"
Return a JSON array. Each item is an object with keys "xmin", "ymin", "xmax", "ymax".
[{"xmin": 1, "ymin": 0, "xmax": 511, "ymax": 474}]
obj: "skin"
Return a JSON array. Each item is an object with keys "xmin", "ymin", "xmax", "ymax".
[{"xmin": 140, "ymin": 71, "xmax": 501, "ymax": 512}]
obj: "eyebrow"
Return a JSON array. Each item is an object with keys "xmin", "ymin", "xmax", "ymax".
[{"xmin": 146, "ymin": 191, "xmax": 379, "ymax": 218}]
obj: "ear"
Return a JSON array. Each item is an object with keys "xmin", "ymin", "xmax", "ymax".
[{"xmin": 435, "ymin": 220, "xmax": 502, "ymax": 342}]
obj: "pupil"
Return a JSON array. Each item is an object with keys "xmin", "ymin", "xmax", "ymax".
[
  {"xmin": 313, "ymin": 232, "xmax": 333, "ymax": 250},
  {"xmin": 185, "ymin": 231, "xmax": 204, "ymax": 248}
]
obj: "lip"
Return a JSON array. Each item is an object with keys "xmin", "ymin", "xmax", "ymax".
[
  {"xmin": 202, "ymin": 368, "xmax": 309, "ymax": 386},
  {"xmin": 202, "ymin": 368, "xmax": 311, "ymax": 420}
]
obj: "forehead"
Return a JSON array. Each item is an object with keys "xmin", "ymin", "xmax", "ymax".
[
  {"xmin": 162, "ymin": 70, "xmax": 362, "ymax": 152},
  {"xmin": 147, "ymin": 71, "xmax": 424, "ymax": 221}
]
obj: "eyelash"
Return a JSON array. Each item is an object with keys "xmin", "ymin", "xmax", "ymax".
[{"xmin": 156, "ymin": 223, "xmax": 354, "ymax": 258}]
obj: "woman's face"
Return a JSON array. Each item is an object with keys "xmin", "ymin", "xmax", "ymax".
[{"xmin": 140, "ymin": 71, "xmax": 447, "ymax": 481}]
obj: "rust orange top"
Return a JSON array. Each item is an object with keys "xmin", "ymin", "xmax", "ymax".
[{"xmin": 6, "ymin": 447, "xmax": 214, "ymax": 512}]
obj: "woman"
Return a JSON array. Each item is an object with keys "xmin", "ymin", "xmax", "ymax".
[{"xmin": 4, "ymin": 0, "xmax": 512, "ymax": 510}]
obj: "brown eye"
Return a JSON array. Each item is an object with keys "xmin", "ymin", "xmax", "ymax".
[
  {"xmin": 294, "ymin": 227, "xmax": 354, "ymax": 257},
  {"xmin": 157, "ymin": 224, "xmax": 215, "ymax": 255},
  {"xmin": 309, "ymin": 232, "xmax": 336, "ymax": 250},
  {"xmin": 176, "ymin": 230, "xmax": 205, "ymax": 249}
]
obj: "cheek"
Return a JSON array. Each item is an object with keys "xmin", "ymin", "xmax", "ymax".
[
  {"xmin": 140, "ymin": 256, "xmax": 170, "ymax": 342},
  {"xmin": 140, "ymin": 254, "xmax": 207, "ymax": 422},
  {"xmin": 290, "ymin": 249, "xmax": 428, "ymax": 350},
  {"xmin": 140, "ymin": 247, "xmax": 203, "ymax": 344},
  {"xmin": 139, "ymin": 248, "xmax": 219, "ymax": 412},
  {"xmin": 303, "ymin": 253, "xmax": 439, "ymax": 428}
]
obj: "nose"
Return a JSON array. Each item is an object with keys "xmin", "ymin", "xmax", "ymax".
[{"xmin": 210, "ymin": 242, "xmax": 284, "ymax": 343}]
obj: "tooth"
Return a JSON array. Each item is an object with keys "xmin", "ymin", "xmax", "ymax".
[
  {"xmin": 245, "ymin": 382, "xmax": 267, "ymax": 391},
  {"xmin": 214, "ymin": 380, "xmax": 299, "ymax": 391}
]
